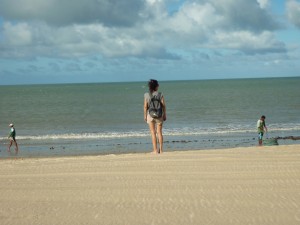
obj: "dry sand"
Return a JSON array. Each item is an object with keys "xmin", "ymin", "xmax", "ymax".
[{"xmin": 1, "ymin": 145, "xmax": 300, "ymax": 225}]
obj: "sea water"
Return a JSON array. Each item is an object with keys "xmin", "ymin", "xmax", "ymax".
[{"xmin": 0, "ymin": 77, "xmax": 299, "ymax": 157}]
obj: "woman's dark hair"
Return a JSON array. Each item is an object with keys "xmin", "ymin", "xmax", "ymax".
[{"xmin": 148, "ymin": 79, "xmax": 159, "ymax": 93}]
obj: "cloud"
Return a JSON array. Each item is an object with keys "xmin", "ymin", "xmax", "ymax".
[
  {"xmin": 48, "ymin": 62, "xmax": 61, "ymax": 72},
  {"xmin": 0, "ymin": 0, "xmax": 286, "ymax": 60},
  {"xmin": 0, "ymin": 0, "xmax": 145, "ymax": 27},
  {"xmin": 204, "ymin": 0, "xmax": 280, "ymax": 32},
  {"xmin": 140, "ymin": 1, "xmax": 285, "ymax": 52},
  {"xmin": 3, "ymin": 22, "xmax": 32, "ymax": 46},
  {"xmin": 64, "ymin": 62, "xmax": 82, "ymax": 72},
  {"xmin": 211, "ymin": 31, "xmax": 286, "ymax": 54},
  {"xmin": 286, "ymin": 0, "xmax": 300, "ymax": 28},
  {"xmin": 257, "ymin": 0, "xmax": 270, "ymax": 9}
]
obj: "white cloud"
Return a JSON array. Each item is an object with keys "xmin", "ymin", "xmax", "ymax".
[
  {"xmin": 286, "ymin": 0, "xmax": 300, "ymax": 28},
  {"xmin": 146, "ymin": 0, "xmax": 163, "ymax": 4},
  {"xmin": 0, "ymin": 0, "xmax": 145, "ymax": 27},
  {"xmin": 211, "ymin": 31, "xmax": 286, "ymax": 54},
  {"xmin": 257, "ymin": 0, "xmax": 269, "ymax": 9},
  {"xmin": 140, "ymin": 1, "xmax": 284, "ymax": 52},
  {"xmin": 3, "ymin": 22, "xmax": 32, "ymax": 46},
  {"xmin": 0, "ymin": 0, "xmax": 287, "ymax": 60}
]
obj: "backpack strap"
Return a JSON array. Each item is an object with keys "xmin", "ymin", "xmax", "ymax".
[
  {"xmin": 149, "ymin": 92, "xmax": 162, "ymax": 100},
  {"xmin": 157, "ymin": 92, "xmax": 162, "ymax": 100}
]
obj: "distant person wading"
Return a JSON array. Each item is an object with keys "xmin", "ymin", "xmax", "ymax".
[
  {"xmin": 257, "ymin": 115, "xmax": 268, "ymax": 146},
  {"xmin": 8, "ymin": 123, "xmax": 19, "ymax": 153}
]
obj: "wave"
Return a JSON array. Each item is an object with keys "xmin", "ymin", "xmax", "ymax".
[
  {"xmin": 14, "ymin": 132, "xmax": 149, "ymax": 141},
  {"xmin": 2, "ymin": 123, "xmax": 299, "ymax": 141}
]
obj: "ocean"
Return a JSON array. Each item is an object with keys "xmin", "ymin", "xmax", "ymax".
[{"xmin": 1, "ymin": 77, "xmax": 300, "ymax": 158}]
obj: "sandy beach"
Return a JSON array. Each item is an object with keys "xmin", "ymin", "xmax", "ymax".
[{"xmin": 1, "ymin": 145, "xmax": 300, "ymax": 225}]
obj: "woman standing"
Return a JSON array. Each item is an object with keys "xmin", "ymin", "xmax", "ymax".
[{"xmin": 144, "ymin": 79, "xmax": 167, "ymax": 154}]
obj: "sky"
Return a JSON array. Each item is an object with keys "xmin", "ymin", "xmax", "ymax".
[{"xmin": 0, "ymin": 0, "xmax": 300, "ymax": 85}]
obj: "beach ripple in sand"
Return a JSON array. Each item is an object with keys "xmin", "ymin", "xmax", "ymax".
[{"xmin": 0, "ymin": 145, "xmax": 300, "ymax": 225}]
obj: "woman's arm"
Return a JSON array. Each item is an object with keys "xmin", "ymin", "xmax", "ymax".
[
  {"xmin": 161, "ymin": 96, "xmax": 167, "ymax": 121},
  {"xmin": 144, "ymin": 98, "xmax": 148, "ymax": 122}
]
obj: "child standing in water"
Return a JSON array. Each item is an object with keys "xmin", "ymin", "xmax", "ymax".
[{"xmin": 257, "ymin": 115, "xmax": 268, "ymax": 146}]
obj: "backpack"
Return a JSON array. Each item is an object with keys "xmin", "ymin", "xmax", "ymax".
[{"xmin": 148, "ymin": 92, "xmax": 163, "ymax": 118}]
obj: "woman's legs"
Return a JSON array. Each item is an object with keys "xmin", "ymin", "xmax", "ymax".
[
  {"xmin": 156, "ymin": 123, "xmax": 163, "ymax": 153},
  {"xmin": 148, "ymin": 121, "xmax": 163, "ymax": 154},
  {"xmin": 149, "ymin": 122, "xmax": 158, "ymax": 153}
]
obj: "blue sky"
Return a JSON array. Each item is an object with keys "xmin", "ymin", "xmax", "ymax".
[{"xmin": 0, "ymin": 0, "xmax": 300, "ymax": 85}]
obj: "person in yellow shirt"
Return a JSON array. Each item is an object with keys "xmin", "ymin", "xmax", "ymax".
[{"xmin": 257, "ymin": 116, "xmax": 268, "ymax": 146}]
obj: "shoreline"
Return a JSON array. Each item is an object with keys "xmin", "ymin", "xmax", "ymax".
[
  {"xmin": 1, "ymin": 141, "xmax": 300, "ymax": 159},
  {"xmin": 1, "ymin": 144, "xmax": 300, "ymax": 225}
]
